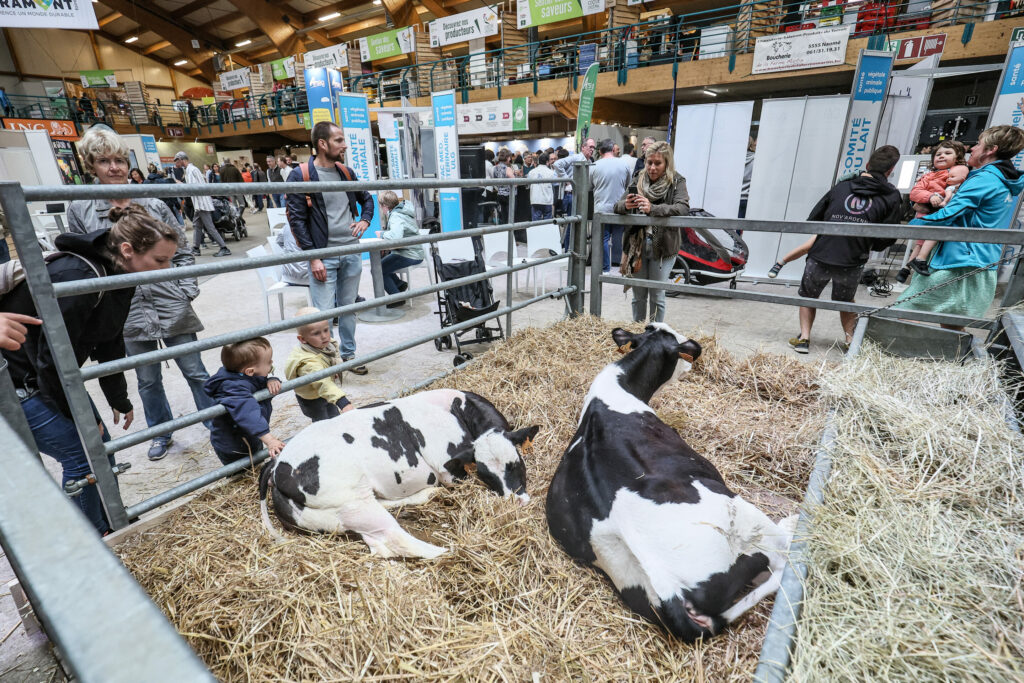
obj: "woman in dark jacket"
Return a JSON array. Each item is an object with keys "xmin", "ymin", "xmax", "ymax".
[
  {"xmin": 614, "ymin": 140, "xmax": 690, "ymax": 322},
  {"xmin": 1, "ymin": 207, "xmax": 180, "ymax": 534},
  {"xmin": 67, "ymin": 126, "xmax": 214, "ymax": 463}
]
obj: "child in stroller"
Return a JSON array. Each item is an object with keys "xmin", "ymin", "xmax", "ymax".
[
  {"xmin": 210, "ymin": 196, "xmax": 248, "ymax": 242},
  {"xmin": 669, "ymin": 209, "xmax": 748, "ymax": 290}
]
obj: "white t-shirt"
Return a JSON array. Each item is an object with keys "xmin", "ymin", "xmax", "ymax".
[{"xmin": 528, "ymin": 165, "xmax": 557, "ymax": 206}]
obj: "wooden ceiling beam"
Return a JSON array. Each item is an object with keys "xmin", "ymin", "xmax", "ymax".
[
  {"xmin": 380, "ymin": 0, "xmax": 418, "ymax": 28},
  {"xmin": 143, "ymin": 40, "xmax": 172, "ymax": 55},
  {"xmin": 419, "ymin": 0, "xmax": 452, "ymax": 18},
  {"xmin": 97, "ymin": 11, "xmax": 122, "ymax": 27}
]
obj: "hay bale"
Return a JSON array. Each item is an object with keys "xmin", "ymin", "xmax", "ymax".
[
  {"xmin": 117, "ymin": 316, "xmax": 824, "ymax": 681},
  {"xmin": 791, "ymin": 343, "xmax": 1024, "ymax": 681}
]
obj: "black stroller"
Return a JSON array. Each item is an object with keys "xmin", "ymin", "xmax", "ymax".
[
  {"xmin": 431, "ymin": 236, "xmax": 504, "ymax": 366},
  {"xmin": 211, "ymin": 196, "xmax": 248, "ymax": 241},
  {"xmin": 668, "ymin": 209, "xmax": 748, "ymax": 291}
]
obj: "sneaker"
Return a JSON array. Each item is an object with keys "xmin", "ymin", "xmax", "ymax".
[
  {"xmin": 396, "ymin": 280, "xmax": 409, "ymax": 293},
  {"xmin": 344, "ymin": 357, "xmax": 368, "ymax": 375},
  {"xmin": 767, "ymin": 261, "xmax": 784, "ymax": 278},
  {"xmin": 908, "ymin": 259, "xmax": 931, "ymax": 276},
  {"xmin": 214, "ymin": 247, "xmax": 232, "ymax": 257},
  {"xmin": 386, "ymin": 300, "xmax": 406, "ymax": 309},
  {"xmin": 895, "ymin": 266, "xmax": 911, "ymax": 284},
  {"xmin": 355, "ymin": 295, "xmax": 366, "ymax": 303},
  {"xmin": 788, "ymin": 336, "xmax": 809, "ymax": 354},
  {"xmin": 147, "ymin": 438, "xmax": 171, "ymax": 461},
  {"xmin": 190, "ymin": 247, "xmax": 201, "ymax": 257}
]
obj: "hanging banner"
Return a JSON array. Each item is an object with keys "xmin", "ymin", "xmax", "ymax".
[
  {"xmin": 0, "ymin": 0, "xmax": 97, "ymax": 29},
  {"xmin": 835, "ymin": 50, "xmax": 895, "ymax": 182},
  {"xmin": 575, "ymin": 62, "xmax": 599, "ymax": 150},
  {"xmin": 219, "ymin": 67, "xmax": 251, "ymax": 91},
  {"xmin": 304, "ymin": 44, "xmax": 349, "ymax": 70},
  {"xmin": 456, "ymin": 98, "xmax": 528, "ymax": 135},
  {"xmin": 337, "ymin": 92, "xmax": 381, "ymax": 237},
  {"xmin": 378, "ymin": 113, "xmax": 405, "ymax": 179},
  {"xmin": 2, "ymin": 118, "xmax": 79, "ymax": 141},
  {"xmin": 328, "ymin": 67, "xmax": 345, "ymax": 122},
  {"xmin": 986, "ymin": 42, "xmax": 1024, "ymax": 170},
  {"xmin": 304, "ymin": 67, "xmax": 335, "ymax": 125},
  {"xmin": 358, "ymin": 27, "xmax": 415, "ymax": 62},
  {"xmin": 432, "ymin": 90, "xmax": 462, "ymax": 232},
  {"xmin": 270, "ymin": 56, "xmax": 296, "ymax": 81},
  {"xmin": 141, "ymin": 134, "xmax": 161, "ymax": 168},
  {"xmin": 752, "ymin": 25, "xmax": 850, "ymax": 75},
  {"xmin": 79, "ymin": 70, "xmax": 116, "ymax": 88},
  {"xmin": 517, "ymin": 0, "xmax": 605, "ymax": 29},
  {"xmin": 429, "ymin": 6, "xmax": 500, "ymax": 48}
]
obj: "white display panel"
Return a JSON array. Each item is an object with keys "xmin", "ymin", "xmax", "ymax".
[
  {"xmin": 673, "ymin": 103, "xmax": 716, "ymax": 209},
  {"xmin": 703, "ymin": 101, "xmax": 755, "ymax": 219}
]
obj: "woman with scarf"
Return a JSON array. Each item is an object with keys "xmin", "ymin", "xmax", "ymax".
[{"xmin": 613, "ymin": 140, "xmax": 690, "ymax": 322}]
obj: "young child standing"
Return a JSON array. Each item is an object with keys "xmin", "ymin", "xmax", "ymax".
[
  {"xmin": 284, "ymin": 307, "xmax": 354, "ymax": 422},
  {"xmin": 905, "ymin": 163, "xmax": 970, "ymax": 277},
  {"xmin": 204, "ymin": 337, "xmax": 286, "ymax": 463},
  {"xmin": 897, "ymin": 140, "xmax": 967, "ymax": 282}
]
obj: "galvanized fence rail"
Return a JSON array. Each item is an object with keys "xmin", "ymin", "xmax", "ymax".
[{"xmin": 589, "ymin": 212, "xmax": 1024, "ymax": 330}]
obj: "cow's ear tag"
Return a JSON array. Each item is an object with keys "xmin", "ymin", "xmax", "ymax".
[
  {"xmin": 679, "ymin": 352, "xmax": 694, "ymax": 363},
  {"xmin": 521, "ymin": 438, "xmax": 533, "ymax": 455},
  {"xmin": 465, "ymin": 462, "xmax": 477, "ymax": 474},
  {"xmin": 617, "ymin": 343, "xmax": 632, "ymax": 354}
]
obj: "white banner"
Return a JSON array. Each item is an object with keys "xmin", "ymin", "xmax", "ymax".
[
  {"xmin": 378, "ymin": 112, "xmax": 405, "ymax": 179},
  {"xmin": 0, "ymin": 0, "xmax": 97, "ymax": 29},
  {"xmin": 429, "ymin": 6, "xmax": 500, "ymax": 48},
  {"xmin": 456, "ymin": 98, "xmax": 529, "ymax": 135},
  {"xmin": 835, "ymin": 50, "xmax": 894, "ymax": 182},
  {"xmin": 752, "ymin": 26, "xmax": 850, "ymax": 75},
  {"xmin": 219, "ymin": 66, "xmax": 251, "ymax": 91},
  {"xmin": 338, "ymin": 92, "xmax": 381, "ymax": 236},
  {"xmin": 304, "ymin": 44, "xmax": 349, "ymax": 70}
]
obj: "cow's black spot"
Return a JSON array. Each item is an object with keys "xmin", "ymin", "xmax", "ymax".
[
  {"xmin": 271, "ymin": 486, "xmax": 305, "ymax": 532},
  {"xmin": 450, "ymin": 393, "xmax": 510, "ymax": 439},
  {"xmin": 688, "ymin": 552, "xmax": 771, "ymax": 621},
  {"xmin": 394, "ymin": 471, "xmax": 402, "ymax": 485},
  {"xmin": 447, "ymin": 432, "xmax": 473, "ymax": 458},
  {"xmin": 275, "ymin": 456, "xmax": 321, "ymax": 505},
  {"xmin": 475, "ymin": 461, "xmax": 505, "ymax": 496},
  {"xmin": 503, "ymin": 458, "xmax": 527, "ymax": 496},
  {"xmin": 370, "ymin": 406, "xmax": 425, "ymax": 467},
  {"xmin": 659, "ymin": 594, "xmax": 719, "ymax": 643},
  {"xmin": 343, "ymin": 433, "xmax": 354, "ymax": 444},
  {"xmin": 427, "ymin": 472, "xmax": 436, "ymax": 485}
]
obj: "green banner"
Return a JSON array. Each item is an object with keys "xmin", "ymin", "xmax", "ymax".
[
  {"xmin": 270, "ymin": 57, "xmax": 295, "ymax": 81},
  {"xmin": 512, "ymin": 97, "xmax": 528, "ymax": 132},
  {"xmin": 575, "ymin": 62, "xmax": 599, "ymax": 150},
  {"xmin": 79, "ymin": 70, "xmax": 116, "ymax": 88},
  {"xmin": 517, "ymin": 0, "xmax": 605, "ymax": 29},
  {"xmin": 358, "ymin": 27, "xmax": 415, "ymax": 62}
]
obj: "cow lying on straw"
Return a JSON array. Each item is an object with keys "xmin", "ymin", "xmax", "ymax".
[
  {"xmin": 259, "ymin": 389, "xmax": 537, "ymax": 558},
  {"xmin": 546, "ymin": 323, "xmax": 798, "ymax": 641}
]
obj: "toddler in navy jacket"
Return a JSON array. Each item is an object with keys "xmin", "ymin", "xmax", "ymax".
[{"xmin": 204, "ymin": 337, "xmax": 286, "ymax": 464}]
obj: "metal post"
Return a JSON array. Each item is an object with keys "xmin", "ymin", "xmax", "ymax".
[
  {"xmin": 0, "ymin": 358, "xmax": 37, "ymax": 453},
  {"xmin": 357, "ymin": 247, "xmax": 404, "ymax": 322},
  {"xmin": 589, "ymin": 214, "xmax": 604, "ymax": 316},
  {"xmin": 570, "ymin": 161, "xmax": 591, "ymax": 316},
  {"xmin": 0, "ymin": 182, "xmax": 129, "ymax": 530},
  {"xmin": 506, "ymin": 184, "xmax": 517, "ymax": 335}
]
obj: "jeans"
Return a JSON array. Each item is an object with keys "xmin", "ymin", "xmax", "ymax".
[
  {"xmin": 272, "ymin": 193, "xmax": 285, "ymax": 208},
  {"xmin": 309, "ymin": 254, "xmax": 362, "ymax": 357},
  {"xmin": 125, "ymin": 334, "xmax": 215, "ymax": 438},
  {"xmin": 193, "ymin": 210, "xmax": 226, "ymax": 249},
  {"xmin": 297, "ymin": 396, "xmax": 340, "ymax": 422},
  {"xmin": 21, "ymin": 393, "xmax": 114, "ymax": 534},
  {"xmin": 496, "ymin": 193, "xmax": 510, "ymax": 226},
  {"xmin": 602, "ymin": 224, "xmax": 625, "ymax": 272},
  {"xmin": 166, "ymin": 200, "xmax": 185, "ymax": 227},
  {"xmin": 254, "ymin": 194, "xmax": 264, "ymax": 210},
  {"xmin": 381, "ymin": 253, "xmax": 423, "ymax": 294},
  {"xmin": 531, "ymin": 204, "xmax": 553, "ymax": 222},
  {"xmin": 561, "ymin": 191, "xmax": 574, "ymax": 216},
  {"xmin": 631, "ymin": 238, "xmax": 676, "ymax": 323}
]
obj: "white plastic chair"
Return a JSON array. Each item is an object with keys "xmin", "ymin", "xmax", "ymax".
[
  {"xmin": 247, "ymin": 245, "xmax": 309, "ymax": 322},
  {"xmin": 266, "ymin": 235, "xmax": 283, "ymax": 255},
  {"xmin": 522, "ymin": 223, "xmax": 565, "ymax": 295},
  {"xmin": 266, "ymin": 207, "xmax": 289, "ymax": 237},
  {"xmin": 481, "ymin": 230, "xmax": 527, "ymax": 290}
]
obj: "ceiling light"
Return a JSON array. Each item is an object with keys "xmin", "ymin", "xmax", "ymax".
[
  {"xmin": 319, "ymin": 11, "xmax": 341, "ymax": 21},
  {"xmin": 702, "ymin": 89, "xmax": 717, "ymax": 97},
  {"xmin": 174, "ymin": 59, "xmax": 188, "ymax": 66},
  {"xmin": 124, "ymin": 36, "xmax": 139, "ymax": 44},
  {"xmin": 373, "ymin": 0, "xmax": 381, "ymax": 5},
  {"xmin": 235, "ymin": 39, "xmax": 252, "ymax": 47}
]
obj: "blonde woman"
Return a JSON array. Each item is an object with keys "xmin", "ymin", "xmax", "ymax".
[{"xmin": 613, "ymin": 140, "xmax": 690, "ymax": 322}]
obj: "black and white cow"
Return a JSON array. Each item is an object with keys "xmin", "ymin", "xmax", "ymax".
[
  {"xmin": 259, "ymin": 389, "xmax": 538, "ymax": 559},
  {"xmin": 546, "ymin": 323, "xmax": 797, "ymax": 642}
]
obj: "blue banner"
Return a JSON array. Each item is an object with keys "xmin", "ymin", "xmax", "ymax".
[
  {"xmin": 337, "ymin": 92, "xmax": 381, "ymax": 243},
  {"xmin": 328, "ymin": 67, "xmax": 344, "ymax": 123},
  {"xmin": 305, "ymin": 67, "xmax": 335, "ymax": 125},
  {"xmin": 989, "ymin": 44, "xmax": 1024, "ymax": 170},
  {"xmin": 835, "ymin": 50, "xmax": 894, "ymax": 181},
  {"xmin": 432, "ymin": 90, "xmax": 462, "ymax": 232}
]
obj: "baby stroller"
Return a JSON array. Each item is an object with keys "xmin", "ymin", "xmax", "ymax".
[
  {"xmin": 211, "ymin": 196, "xmax": 248, "ymax": 241},
  {"xmin": 669, "ymin": 208, "xmax": 748, "ymax": 291},
  {"xmin": 431, "ymin": 236, "xmax": 504, "ymax": 366}
]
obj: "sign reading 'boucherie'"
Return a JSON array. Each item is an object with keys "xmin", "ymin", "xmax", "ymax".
[
  {"xmin": 358, "ymin": 27, "xmax": 414, "ymax": 62},
  {"xmin": 429, "ymin": 6, "xmax": 500, "ymax": 48},
  {"xmin": 752, "ymin": 25, "xmax": 851, "ymax": 75}
]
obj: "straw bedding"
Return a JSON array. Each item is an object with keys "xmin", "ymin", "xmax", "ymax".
[
  {"xmin": 791, "ymin": 343, "xmax": 1024, "ymax": 681},
  {"xmin": 116, "ymin": 316, "xmax": 824, "ymax": 682}
]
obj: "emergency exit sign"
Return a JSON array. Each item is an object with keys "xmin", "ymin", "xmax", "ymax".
[{"xmin": 886, "ymin": 33, "xmax": 946, "ymax": 60}]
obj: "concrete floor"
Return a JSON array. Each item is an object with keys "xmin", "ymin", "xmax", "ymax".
[{"xmin": 0, "ymin": 207, "xmax": 955, "ymax": 679}]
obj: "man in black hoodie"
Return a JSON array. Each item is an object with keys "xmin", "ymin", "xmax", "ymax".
[{"xmin": 789, "ymin": 145, "xmax": 902, "ymax": 354}]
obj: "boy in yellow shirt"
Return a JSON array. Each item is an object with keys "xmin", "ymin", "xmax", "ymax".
[{"xmin": 284, "ymin": 307, "xmax": 355, "ymax": 422}]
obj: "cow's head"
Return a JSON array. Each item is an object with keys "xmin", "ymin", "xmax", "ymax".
[
  {"xmin": 444, "ymin": 425, "xmax": 539, "ymax": 504},
  {"xmin": 612, "ymin": 323, "xmax": 702, "ymax": 391}
]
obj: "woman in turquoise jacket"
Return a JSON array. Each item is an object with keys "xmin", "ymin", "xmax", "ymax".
[
  {"xmin": 378, "ymin": 191, "xmax": 425, "ymax": 306},
  {"xmin": 896, "ymin": 125, "xmax": 1024, "ymax": 329}
]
